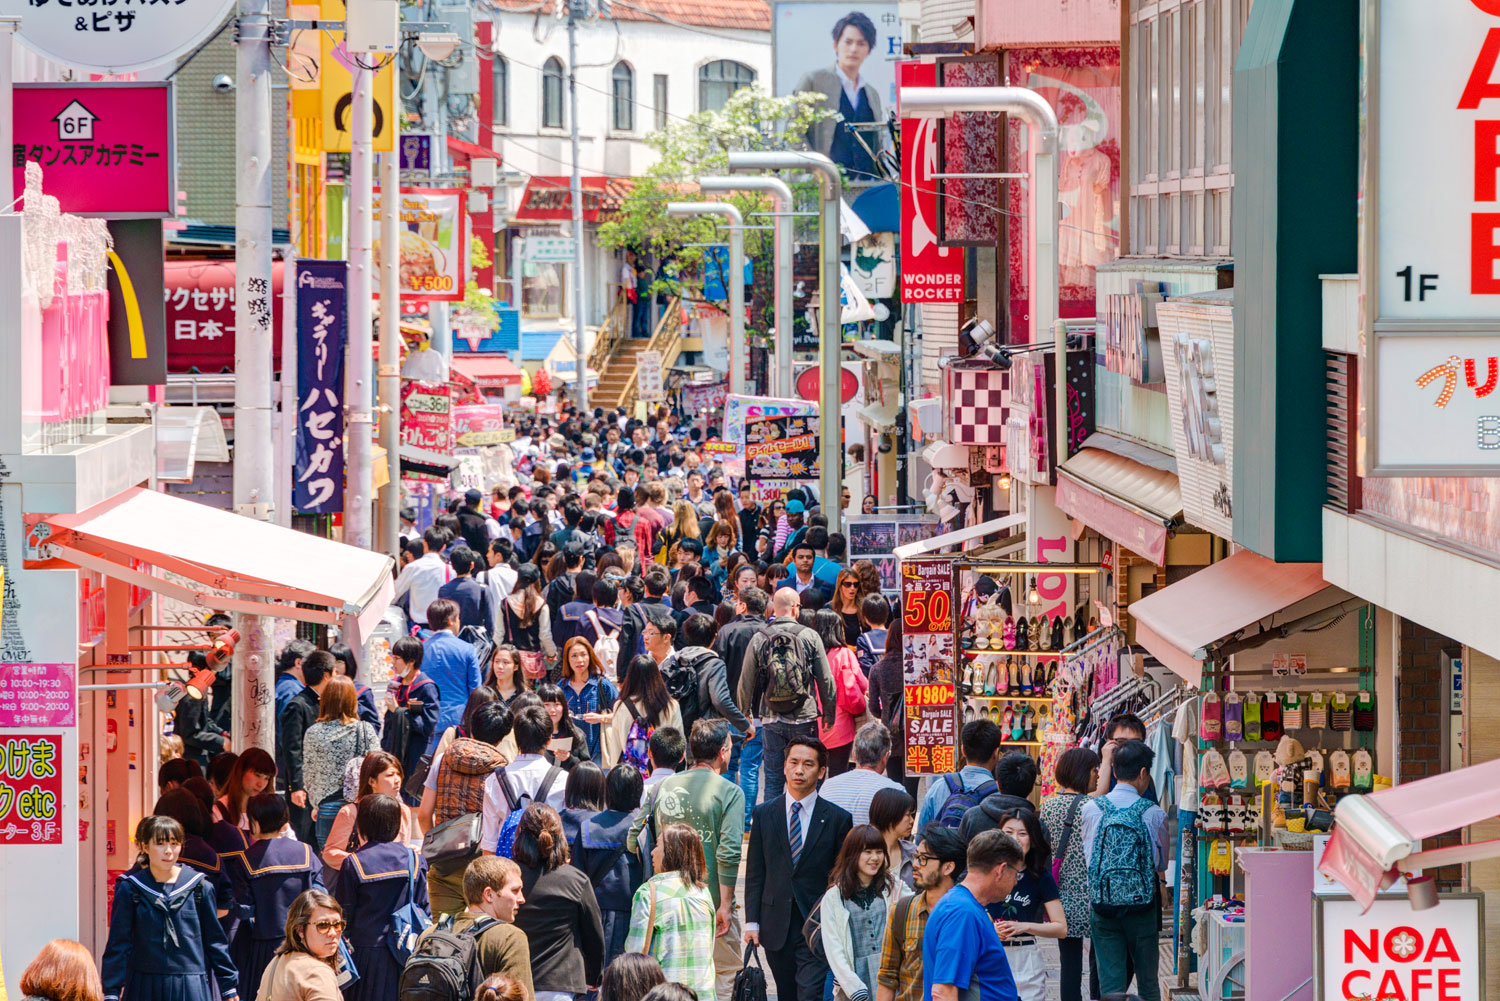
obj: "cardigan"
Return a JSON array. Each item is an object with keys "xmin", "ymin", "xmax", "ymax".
[
  {"xmin": 819, "ymin": 880, "xmax": 909, "ymax": 1001},
  {"xmin": 254, "ymin": 951, "xmax": 341, "ymax": 1001}
]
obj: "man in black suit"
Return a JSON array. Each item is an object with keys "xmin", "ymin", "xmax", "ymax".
[{"xmin": 745, "ymin": 736, "xmax": 854, "ymax": 1001}]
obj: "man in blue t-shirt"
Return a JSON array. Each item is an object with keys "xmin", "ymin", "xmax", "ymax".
[{"xmin": 923, "ymin": 829, "xmax": 1024, "ymax": 1001}]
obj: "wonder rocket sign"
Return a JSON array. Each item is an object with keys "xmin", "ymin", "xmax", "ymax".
[{"xmin": 898, "ymin": 61, "xmax": 964, "ymax": 303}]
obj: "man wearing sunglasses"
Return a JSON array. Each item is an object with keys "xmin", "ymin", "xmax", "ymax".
[
  {"xmin": 876, "ymin": 823, "xmax": 965, "ymax": 1001},
  {"xmin": 924, "ymin": 829, "xmax": 1025, "ymax": 1001}
]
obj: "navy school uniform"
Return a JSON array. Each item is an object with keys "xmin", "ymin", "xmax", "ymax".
[
  {"xmin": 224, "ymin": 838, "xmax": 318, "ymax": 996},
  {"xmin": 354, "ymin": 683, "xmax": 381, "ymax": 734},
  {"xmin": 333, "ymin": 840, "xmax": 429, "ymax": 1001},
  {"xmin": 180, "ymin": 834, "xmax": 237, "ymax": 937},
  {"xmin": 207, "ymin": 818, "xmax": 250, "ymax": 859},
  {"xmin": 101, "ymin": 867, "xmax": 240, "ymax": 1001}
]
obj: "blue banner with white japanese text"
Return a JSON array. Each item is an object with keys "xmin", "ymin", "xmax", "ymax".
[{"xmin": 294, "ymin": 260, "xmax": 347, "ymax": 513}]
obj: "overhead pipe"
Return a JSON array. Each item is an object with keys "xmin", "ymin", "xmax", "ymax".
[{"xmin": 665, "ymin": 201, "xmax": 746, "ymax": 396}]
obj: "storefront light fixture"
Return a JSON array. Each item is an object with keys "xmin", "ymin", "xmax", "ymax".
[
  {"xmin": 1026, "ymin": 575, "xmax": 1041, "ymax": 605},
  {"xmin": 998, "ymin": 472, "xmax": 1012, "ymax": 491},
  {"xmin": 154, "ymin": 668, "xmax": 215, "ymax": 714}
]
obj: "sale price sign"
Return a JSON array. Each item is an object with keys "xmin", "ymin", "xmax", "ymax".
[
  {"xmin": 0, "ymin": 734, "xmax": 63, "ymax": 845},
  {"xmin": 901, "ymin": 558, "xmax": 957, "ymax": 775},
  {"xmin": 904, "ymin": 684, "xmax": 956, "ymax": 776},
  {"xmin": 902, "ymin": 559, "xmax": 954, "ymax": 634}
]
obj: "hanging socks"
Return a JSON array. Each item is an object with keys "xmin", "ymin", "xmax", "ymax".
[
  {"xmin": 1281, "ymin": 692, "xmax": 1305, "ymax": 730},
  {"xmin": 1307, "ymin": 692, "xmax": 1329, "ymax": 729},
  {"xmin": 1353, "ymin": 691, "xmax": 1376, "ymax": 732},
  {"xmin": 1243, "ymin": 691, "xmax": 1262, "ymax": 742},
  {"xmin": 1223, "ymin": 692, "xmax": 1244, "ymax": 743},
  {"xmin": 1261, "ymin": 695, "xmax": 1284, "ymax": 741},
  {"xmin": 1329, "ymin": 749, "xmax": 1352, "ymax": 794},
  {"xmin": 1352, "ymin": 748, "xmax": 1375, "ymax": 793},
  {"xmin": 1253, "ymin": 751, "xmax": 1277, "ymax": 787},
  {"xmin": 1202, "ymin": 749, "xmax": 1232, "ymax": 790},
  {"xmin": 1329, "ymin": 693, "xmax": 1354, "ymax": 732},
  {"xmin": 1208, "ymin": 837, "xmax": 1234, "ymax": 874},
  {"xmin": 1201, "ymin": 692, "xmax": 1223, "ymax": 740},
  {"xmin": 1227, "ymin": 749, "xmax": 1250, "ymax": 790}
]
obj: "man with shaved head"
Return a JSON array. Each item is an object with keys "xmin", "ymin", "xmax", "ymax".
[{"xmin": 736, "ymin": 586, "xmax": 836, "ymax": 801}]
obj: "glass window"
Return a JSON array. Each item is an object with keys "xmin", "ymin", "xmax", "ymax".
[
  {"xmin": 612, "ymin": 62, "xmax": 634, "ymax": 131},
  {"xmin": 542, "ymin": 57, "xmax": 564, "ymax": 130},
  {"xmin": 493, "ymin": 55, "xmax": 509, "ymax": 129},
  {"xmin": 698, "ymin": 60, "xmax": 755, "ymax": 113},
  {"xmin": 654, "ymin": 74, "xmax": 668, "ymax": 131}
]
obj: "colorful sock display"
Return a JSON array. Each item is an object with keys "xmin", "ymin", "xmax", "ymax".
[
  {"xmin": 1261, "ymin": 695, "xmax": 1284, "ymax": 740},
  {"xmin": 1243, "ymin": 692, "xmax": 1262, "ymax": 742}
]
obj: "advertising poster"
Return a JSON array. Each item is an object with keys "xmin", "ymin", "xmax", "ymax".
[
  {"xmin": 0, "ymin": 734, "xmax": 63, "ymax": 844},
  {"xmin": 638, "ymin": 350, "xmax": 665, "ymax": 404},
  {"xmin": 725, "ymin": 394, "xmax": 820, "ymax": 473},
  {"xmin": 373, "ymin": 188, "xmax": 467, "ymax": 301},
  {"xmin": 318, "ymin": 0, "xmax": 396, "ymax": 152},
  {"xmin": 0, "ymin": 664, "xmax": 76, "ymax": 728},
  {"xmin": 746, "ymin": 414, "xmax": 821, "ymax": 482},
  {"xmin": 401, "ymin": 381, "xmax": 455, "ymax": 454},
  {"xmin": 453, "ymin": 405, "xmax": 510, "ymax": 448},
  {"xmin": 849, "ymin": 520, "xmax": 896, "ymax": 557},
  {"xmin": 901, "ymin": 558, "xmax": 956, "ymax": 775},
  {"xmin": 293, "ymin": 260, "xmax": 347, "ymax": 514}
]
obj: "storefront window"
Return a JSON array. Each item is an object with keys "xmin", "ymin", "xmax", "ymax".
[
  {"xmin": 1361, "ymin": 476, "xmax": 1500, "ymax": 567},
  {"xmin": 522, "ymin": 260, "xmax": 566, "ymax": 318}
]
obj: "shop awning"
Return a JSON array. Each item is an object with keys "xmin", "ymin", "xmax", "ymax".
[
  {"xmin": 1128, "ymin": 551, "xmax": 1331, "ymax": 685},
  {"xmin": 452, "ymin": 354, "xmax": 525, "ymax": 387},
  {"xmin": 156, "ymin": 406, "xmax": 230, "ymax": 483},
  {"xmin": 893, "ymin": 512, "xmax": 1026, "ymax": 559},
  {"xmin": 1321, "ymin": 757, "xmax": 1500, "ymax": 909},
  {"xmin": 1056, "ymin": 448, "xmax": 1182, "ymax": 565},
  {"xmin": 37, "ymin": 487, "xmax": 395, "ymax": 644}
]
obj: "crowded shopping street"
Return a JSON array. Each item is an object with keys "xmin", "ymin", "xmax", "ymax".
[{"xmin": 0, "ymin": 1, "xmax": 1498, "ymax": 1001}]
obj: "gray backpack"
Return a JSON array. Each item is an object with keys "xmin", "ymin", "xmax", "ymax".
[{"xmin": 1087, "ymin": 796, "xmax": 1156, "ymax": 915}]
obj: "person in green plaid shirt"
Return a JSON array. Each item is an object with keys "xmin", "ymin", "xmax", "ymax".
[
  {"xmin": 876, "ymin": 824, "xmax": 967, "ymax": 1001},
  {"xmin": 625, "ymin": 822, "xmax": 717, "ymax": 999}
]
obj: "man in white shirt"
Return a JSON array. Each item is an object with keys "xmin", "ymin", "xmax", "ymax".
[
  {"xmin": 481, "ymin": 706, "xmax": 569, "ymax": 853},
  {"xmin": 818, "ymin": 720, "xmax": 903, "ymax": 826},
  {"xmin": 391, "ymin": 527, "xmax": 450, "ymax": 627},
  {"xmin": 480, "ymin": 539, "xmax": 519, "ymax": 637},
  {"xmin": 641, "ymin": 726, "xmax": 685, "ymax": 792}
]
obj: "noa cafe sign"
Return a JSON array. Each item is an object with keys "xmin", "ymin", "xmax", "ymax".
[
  {"xmin": 1363, "ymin": 0, "xmax": 1500, "ymax": 474},
  {"xmin": 0, "ymin": 0, "xmax": 237, "ymax": 73},
  {"xmin": 1315, "ymin": 895, "xmax": 1483, "ymax": 1001}
]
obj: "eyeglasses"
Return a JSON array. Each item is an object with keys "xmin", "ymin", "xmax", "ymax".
[
  {"xmin": 840, "ymin": 582, "xmax": 857, "ymax": 589},
  {"xmin": 912, "ymin": 852, "xmax": 935, "ymax": 866},
  {"xmin": 310, "ymin": 919, "xmax": 346, "ymax": 933}
]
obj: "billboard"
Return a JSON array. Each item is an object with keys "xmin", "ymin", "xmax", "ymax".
[{"xmin": 372, "ymin": 188, "xmax": 468, "ymax": 302}]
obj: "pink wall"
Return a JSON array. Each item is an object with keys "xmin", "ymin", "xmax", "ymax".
[{"xmin": 976, "ymin": 0, "xmax": 1120, "ymax": 49}]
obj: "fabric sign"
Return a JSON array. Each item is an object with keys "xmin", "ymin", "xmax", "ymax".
[{"xmin": 293, "ymin": 260, "xmax": 348, "ymax": 513}]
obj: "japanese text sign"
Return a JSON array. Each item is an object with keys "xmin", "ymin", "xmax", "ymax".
[
  {"xmin": 402, "ymin": 381, "xmax": 455, "ymax": 454},
  {"xmin": 453, "ymin": 405, "xmax": 510, "ymax": 447},
  {"xmin": 373, "ymin": 188, "xmax": 467, "ymax": 301},
  {"xmin": 745, "ymin": 415, "xmax": 820, "ymax": 481},
  {"xmin": 637, "ymin": 350, "xmax": 664, "ymax": 404},
  {"xmin": 164, "ymin": 259, "xmax": 285, "ymax": 374},
  {"xmin": 724, "ymin": 394, "xmax": 819, "ymax": 475},
  {"xmin": 901, "ymin": 559, "xmax": 954, "ymax": 635},
  {"xmin": 1316, "ymin": 894, "xmax": 1481, "ymax": 1001},
  {"xmin": 294, "ymin": 261, "xmax": 348, "ymax": 513},
  {"xmin": 0, "ymin": 735, "xmax": 62, "ymax": 845},
  {"xmin": 900, "ymin": 558, "xmax": 957, "ymax": 776},
  {"xmin": 898, "ymin": 61, "xmax": 964, "ymax": 303},
  {"xmin": 903, "ymin": 684, "xmax": 957, "ymax": 776},
  {"xmin": 0, "ymin": 664, "xmax": 76, "ymax": 728},
  {"xmin": 1, "ymin": 0, "xmax": 235, "ymax": 73},
  {"xmin": 12, "ymin": 84, "xmax": 174, "ymax": 217}
]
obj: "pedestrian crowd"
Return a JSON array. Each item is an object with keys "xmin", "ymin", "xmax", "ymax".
[{"xmin": 39, "ymin": 404, "xmax": 1168, "ymax": 1001}]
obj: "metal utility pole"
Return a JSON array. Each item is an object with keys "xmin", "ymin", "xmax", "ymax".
[
  {"xmin": 345, "ymin": 62, "xmax": 375, "ymax": 550},
  {"xmin": 566, "ymin": 1, "xmax": 588, "ymax": 411},
  {"xmin": 424, "ymin": 44, "xmax": 453, "ymax": 370},
  {"xmin": 377, "ymin": 150, "xmax": 401, "ymax": 557},
  {"xmin": 698, "ymin": 176, "xmax": 793, "ymax": 396},
  {"xmin": 727, "ymin": 151, "xmax": 843, "ymax": 533},
  {"xmin": 232, "ymin": 0, "xmax": 276, "ymax": 751},
  {"xmin": 665, "ymin": 201, "xmax": 745, "ymax": 395}
]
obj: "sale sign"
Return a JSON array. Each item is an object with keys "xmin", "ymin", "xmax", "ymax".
[
  {"xmin": 0, "ymin": 664, "xmax": 76, "ymax": 728},
  {"xmin": 904, "ymin": 684, "xmax": 957, "ymax": 776},
  {"xmin": 724, "ymin": 394, "xmax": 820, "ymax": 473},
  {"xmin": 898, "ymin": 62, "xmax": 964, "ymax": 303},
  {"xmin": 901, "ymin": 558, "xmax": 957, "ymax": 775},
  {"xmin": 0, "ymin": 734, "xmax": 63, "ymax": 845},
  {"xmin": 453, "ymin": 405, "xmax": 510, "ymax": 447},
  {"xmin": 1317, "ymin": 895, "xmax": 1481, "ymax": 1001},
  {"xmin": 401, "ymin": 381, "xmax": 455, "ymax": 454},
  {"xmin": 745, "ymin": 415, "xmax": 821, "ymax": 482}
]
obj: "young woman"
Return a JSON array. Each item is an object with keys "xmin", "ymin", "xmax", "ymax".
[
  {"xmin": 623, "ymin": 823, "xmax": 716, "ymax": 1001},
  {"xmin": 868, "ymin": 787, "xmax": 917, "ymax": 888},
  {"xmin": 511, "ymin": 806, "xmax": 606, "ymax": 1001},
  {"xmin": 819, "ymin": 824, "xmax": 908, "ymax": 1001},
  {"xmin": 101, "ymin": 816, "xmax": 240, "ymax": 1001},
  {"xmin": 215, "ymin": 748, "xmax": 278, "ymax": 834},
  {"xmin": 1040, "ymin": 747, "xmax": 1102, "ymax": 1001},
  {"xmin": 990, "ymin": 809, "xmax": 1068, "ymax": 1001},
  {"xmin": 253, "ymin": 889, "xmax": 346, "ymax": 1001},
  {"xmin": 301, "ymin": 677, "xmax": 379, "ymax": 848},
  {"xmin": 558, "ymin": 760, "xmax": 607, "ymax": 850},
  {"xmin": 326, "ymin": 642, "xmax": 380, "ymax": 731},
  {"xmin": 433, "ymin": 686, "xmax": 499, "ymax": 759},
  {"xmin": 830, "ymin": 569, "xmax": 866, "ymax": 645},
  {"xmin": 850, "ymin": 560, "xmax": 883, "ymax": 604},
  {"xmin": 815, "ymin": 609, "xmax": 869, "ymax": 776},
  {"xmin": 658, "ymin": 501, "xmax": 701, "ymax": 566},
  {"xmin": 754, "ymin": 500, "xmax": 786, "ymax": 560},
  {"xmin": 227, "ymin": 794, "xmax": 318, "ymax": 993},
  {"xmin": 572, "ymin": 764, "xmax": 646, "ymax": 971},
  {"xmin": 152, "ymin": 789, "xmax": 234, "ymax": 926},
  {"xmin": 319, "ymin": 751, "xmax": 422, "ymax": 874},
  {"xmin": 536, "ymin": 682, "xmax": 590, "ymax": 771},
  {"xmin": 20, "ymin": 938, "xmax": 104, "ymax": 1001},
  {"xmin": 333, "ymin": 794, "xmax": 429, "ymax": 1001},
  {"xmin": 489, "ymin": 645, "xmax": 528, "ymax": 709},
  {"xmin": 701, "ymin": 520, "xmax": 738, "ymax": 591},
  {"xmin": 597, "ymin": 954, "xmax": 665, "ymax": 1001},
  {"xmin": 601, "ymin": 655, "xmax": 682, "ymax": 769},
  {"xmin": 713, "ymin": 492, "xmax": 741, "ymax": 550},
  {"xmin": 503, "ymin": 565, "xmax": 557, "ymax": 675},
  {"xmin": 557, "ymin": 636, "xmax": 619, "ymax": 762}
]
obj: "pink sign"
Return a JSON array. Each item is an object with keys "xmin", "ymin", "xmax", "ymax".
[
  {"xmin": 0, "ymin": 663, "xmax": 76, "ymax": 727},
  {"xmin": 12, "ymin": 83, "xmax": 174, "ymax": 217}
]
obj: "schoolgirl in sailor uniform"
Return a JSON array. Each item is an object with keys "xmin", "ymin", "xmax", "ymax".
[
  {"xmin": 332, "ymin": 794, "xmax": 429, "ymax": 1001},
  {"xmin": 101, "ymin": 816, "xmax": 240, "ymax": 1001},
  {"xmin": 223, "ymin": 793, "xmax": 319, "ymax": 996}
]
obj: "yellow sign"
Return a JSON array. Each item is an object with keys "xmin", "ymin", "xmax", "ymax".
[{"xmin": 318, "ymin": 0, "xmax": 395, "ymax": 152}]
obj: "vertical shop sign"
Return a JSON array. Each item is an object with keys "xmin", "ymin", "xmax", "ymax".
[
  {"xmin": 637, "ymin": 351, "xmax": 664, "ymax": 404},
  {"xmin": 901, "ymin": 559, "xmax": 957, "ymax": 775},
  {"xmin": 0, "ymin": 734, "xmax": 63, "ymax": 845},
  {"xmin": 898, "ymin": 61, "xmax": 965, "ymax": 302},
  {"xmin": 293, "ymin": 261, "xmax": 348, "ymax": 514},
  {"xmin": 0, "ymin": 663, "xmax": 76, "ymax": 727},
  {"xmin": 401, "ymin": 381, "xmax": 455, "ymax": 454}
]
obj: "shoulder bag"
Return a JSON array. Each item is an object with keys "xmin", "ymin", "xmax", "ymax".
[{"xmin": 1050, "ymin": 793, "xmax": 1085, "ymax": 883}]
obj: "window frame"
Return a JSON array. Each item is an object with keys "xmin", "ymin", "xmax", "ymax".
[
  {"xmin": 653, "ymin": 73, "xmax": 668, "ymax": 131},
  {"xmin": 698, "ymin": 59, "xmax": 756, "ymax": 113},
  {"xmin": 493, "ymin": 54, "xmax": 509, "ymax": 129},
  {"xmin": 542, "ymin": 56, "xmax": 565, "ymax": 131},
  {"xmin": 611, "ymin": 61, "xmax": 635, "ymax": 132}
]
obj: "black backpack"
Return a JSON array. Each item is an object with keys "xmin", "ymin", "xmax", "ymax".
[
  {"xmin": 731, "ymin": 946, "xmax": 769, "ymax": 1001},
  {"xmin": 398, "ymin": 914, "xmax": 495, "ymax": 1001},
  {"xmin": 662, "ymin": 652, "xmax": 704, "ymax": 734}
]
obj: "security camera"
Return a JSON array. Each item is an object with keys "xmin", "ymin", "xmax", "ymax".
[{"xmin": 212, "ymin": 74, "xmax": 235, "ymax": 94}]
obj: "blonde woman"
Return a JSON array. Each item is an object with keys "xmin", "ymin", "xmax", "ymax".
[
  {"xmin": 658, "ymin": 501, "xmax": 701, "ymax": 567},
  {"xmin": 254, "ymin": 889, "xmax": 347, "ymax": 1001},
  {"xmin": 300, "ymin": 676, "xmax": 378, "ymax": 849}
]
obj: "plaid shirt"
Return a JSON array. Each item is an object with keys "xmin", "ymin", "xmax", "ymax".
[
  {"xmin": 625, "ymin": 873, "xmax": 717, "ymax": 999},
  {"xmin": 877, "ymin": 890, "xmax": 934, "ymax": 1001}
]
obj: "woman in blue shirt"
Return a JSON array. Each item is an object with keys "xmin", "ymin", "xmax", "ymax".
[{"xmin": 556, "ymin": 636, "xmax": 619, "ymax": 761}]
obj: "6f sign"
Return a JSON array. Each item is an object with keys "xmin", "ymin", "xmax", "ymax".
[{"xmin": 1366, "ymin": 0, "xmax": 1500, "ymax": 473}]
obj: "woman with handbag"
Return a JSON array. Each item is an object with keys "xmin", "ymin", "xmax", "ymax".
[
  {"xmin": 301, "ymin": 678, "xmax": 379, "ymax": 851},
  {"xmin": 815, "ymin": 610, "xmax": 869, "ymax": 776},
  {"xmin": 332, "ymin": 795, "xmax": 430, "ymax": 1001},
  {"xmin": 622, "ymin": 823, "xmax": 715, "ymax": 1001},
  {"xmin": 989, "ymin": 809, "xmax": 1067, "ymax": 1001},
  {"xmin": 503, "ymin": 565, "xmax": 558, "ymax": 677},
  {"xmin": 252, "ymin": 889, "xmax": 346, "ymax": 1001},
  {"xmin": 319, "ymin": 752, "xmax": 422, "ymax": 876},
  {"xmin": 1038, "ymin": 747, "xmax": 1102, "ymax": 1001},
  {"xmin": 818, "ymin": 824, "xmax": 908, "ymax": 1001}
]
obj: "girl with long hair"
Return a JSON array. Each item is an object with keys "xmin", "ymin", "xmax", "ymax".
[
  {"xmin": 489, "ymin": 645, "xmax": 528, "ymax": 709},
  {"xmin": 830, "ymin": 569, "xmax": 866, "ymax": 644},
  {"xmin": 868, "ymin": 787, "xmax": 917, "ymax": 887},
  {"xmin": 536, "ymin": 682, "xmax": 590, "ymax": 771},
  {"xmin": 601, "ymin": 654, "xmax": 682, "ymax": 768},
  {"xmin": 623, "ymin": 823, "xmax": 716, "ymax": 1000},
  {"xmin": 333, "ymin": 794, "xmax": 429, "ymax": 1001},
  {"xmin": 503, "ymin": 564, "xmax": 558, "ymax": 672},
  {"xmin": 820, "ymin": 824, "xmax": 908, "ymax": 1001},
  {"xmin": 435, "ymin": 685, "xmax": 500, "ymax": 756},
  {"xmin": 1040, "ymin": 747, "xmax": 1103, "ymax": 1001},
  {"xmin": 215, "ymin": 748, "xmax": 277, "ymax": 831},
  {"xmin": 597, "ymin": 954, "xmax": 665, "ymax": 1001},
  {"xmin": 991, "ymin": 808, "xmax": 1067, "ymax": 1001},
  {"xmin": 511, "ymin": 806, "xmax": 606, "ymax": 1001},
  {"xmin": 320, "ymin": 751, "xmax": 422, "ymax": 872},
  {"xmin": 558, "ymin": 636, "xmax": 619, "ymax": 762},
  {"xmin": 659, "ymin": 501, "xmax": 701, "ymax": 565},
  {"xmin": 255, "ymin": 889, "xmax": 346, "ymax": 1001},
  {"xmin": 573, "ymin": 764, "xmax": 646, "ymax": 970},
  {"xmin": 754, "ymin": 499, "xmax": 786, "ymax": 560},
  {"xmin": 712, "ymin": 491, "xmax": 740, "ymax": 548},
  {"xmin": 702, "ymin": 520, "xmax": 738, "ymax": 591},
  {"xmin": 301, "ymin": 676, "xmax": 379, "ymax": 848},
  {"xmin": 815, "ymin": 609, "xmax": 869, "ymax": 776}
]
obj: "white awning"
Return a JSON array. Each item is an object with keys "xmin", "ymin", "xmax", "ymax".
[
  {"xmin": 156, "ymin": 406, "xmax": 230, "ymax": 483},
  {"xmin": 893, "ymin": 512, "xmax": 1026, "ymax": 559}
]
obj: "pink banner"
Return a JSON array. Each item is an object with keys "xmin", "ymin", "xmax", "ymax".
[{"xmin": 0, "ymin": 664, "xmax": 76, "ymax": 728}]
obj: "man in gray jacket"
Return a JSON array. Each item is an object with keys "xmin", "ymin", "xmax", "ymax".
[
  {"xmin": 679, "ymin": 613, "xmax": 754, "ymax": 744},
  {"xmin": 794, "ymin": 10, "xmax": 885, "ymax": 179},
  {"xmin": 736, "ymin": 587, "xmax": 836, "ymax": 802}
]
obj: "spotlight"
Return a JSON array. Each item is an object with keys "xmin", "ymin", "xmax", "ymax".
[{"xmin": 959, "ymin": 317, "xmax": 997, "ymax": 356}]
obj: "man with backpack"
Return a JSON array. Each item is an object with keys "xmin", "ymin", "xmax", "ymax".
[
  {"xmin": 680, "ymin": 613, "xmax": 752, "ymax": 743},
  {"xmin": 917, "ymin": 719, "xmax": 1002, "ymax": 831},
  {"xmin": 1080, "ymin": 739, "xmax": 1167, "ymax": 1001},
  {"xmin": 578, "ymin": 577, "xmax": 624, "ymax": 673},
  {"xmin": 957, "ymin": 751, "xmax": 1040, "ymax": 843},
  {"xmin": 735, "ymin": 587, "xmax": 836, "ymax": 803},
  {"xmin": 479, "ymin": 706, "xmax": 567, "ymax": 854},
  {"xmin": 404, "ymin": 856, "xmax": 533, "ymax": 1001},
  {"xmin": 715, "ymin": 586, "xmax": 770, "ymax": 821}
]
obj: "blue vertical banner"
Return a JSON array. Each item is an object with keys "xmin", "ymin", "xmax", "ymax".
[{"xmin": 294, "ymin": 260, "xmax": 348, "ymax": 513}]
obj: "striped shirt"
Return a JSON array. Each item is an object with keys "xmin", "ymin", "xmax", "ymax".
[
  {"xmin": 819, "ymin": 765, "xmax": 904, "ymax": 826},
  {"xmin": 624, "ymin": 873, "xmax": 717, "ymax": 999},
  {"xmin": 877, "ymin": 890, "xmax": 935, "ymax": 1001}
]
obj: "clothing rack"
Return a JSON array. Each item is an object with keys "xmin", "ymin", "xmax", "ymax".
[
  {"xmin": 1140, "ymin": 684, "xmax": 1197, "ymax": 730},
  {"xmin": 1089, "ymin": 672, "xmax": 1160, "ymax": 719},
  {"xmin": 1060, "ymin": 623, "xmax": 1122, "ymax": 658}
]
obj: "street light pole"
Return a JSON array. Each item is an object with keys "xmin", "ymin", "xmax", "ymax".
[
  {"xmin": 727, "ymin": 151, "xmax": 843, "ymax": 534},
  {"xmin": 665, "ymin": 201, "xmax": 745, "ymax": 396},
  {"xmin": 566, "ymin": 2, "xmax": 588, "ymax": 411},
  {"xmin": 697, "ymin": 175, "xmax": 793, "ymax": 397},
  {"xmin": 377, "ymin": 149, "xmax": 401, "ymax": 558},
  {"xmin": 345, "ymin": 61, "xmax": 375, "ymax": 551}
]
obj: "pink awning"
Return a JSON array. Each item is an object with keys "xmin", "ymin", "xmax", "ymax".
[
  {"xmin": 1321, "ymin": 757, "xmax": 1500, "ymax": 909},
  {"xmin": 1127, "ymin": 551, "xmax": 1331, "ymax": 684},
  {"xmin": 1056, "ymin": 449, "xmax": 1181, "ymax": 566},
  {"xmin": 38, "ymin": 487, "xmax": 395, "ymax": 644}
]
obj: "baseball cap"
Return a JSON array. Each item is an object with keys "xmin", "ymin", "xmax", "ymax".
[
  {"xmin": 464, "ymin": 488, "xmax": 483, "ymax": 504},
  {"xmin": 785, "ymin": 499, "xmax": 806, "ymax": 514}
]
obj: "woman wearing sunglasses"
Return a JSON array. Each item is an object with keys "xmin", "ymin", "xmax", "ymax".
[{"xmin": 254, "ymin": 889, "xmax": 346, "ymax": 1001}]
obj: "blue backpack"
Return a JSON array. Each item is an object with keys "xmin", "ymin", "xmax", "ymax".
[
  {"xmin": 388, "ymin": 848, "xmax": 432, "ymax": 964},
  {"xmin": 1087, "ymin": 796, "xmax": 1157, "ymax": 913},
  {"xmin": 935, "ymin": 774, "xmax": 997, "ymax": 829},
  {"xmin": 493, "ymin": 764, "xmax": 564, "ymax": 859}
]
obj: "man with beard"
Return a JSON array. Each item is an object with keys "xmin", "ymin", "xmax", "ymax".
[{"xmin": 876, "ymin": 823, "xmax": 967, "ymax": 1001}]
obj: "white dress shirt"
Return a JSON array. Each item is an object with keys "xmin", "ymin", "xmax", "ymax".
[
  {"xmin": 787, "ymin": 788, "xmax": 818, "ymax": 845},
  {"xmin": 835, "ymin": 66, "xmax": 863, "ymax": 107},
  {"xmin": 392, "ymin": 551, "xmax": 448, "ymax": 626},
  {"xmin": 479, "ymin": 752, "xmax": 569, "ymax": 852}
]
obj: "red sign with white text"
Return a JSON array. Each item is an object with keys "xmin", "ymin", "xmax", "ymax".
[
  {"xmin": 0, "ymin": 734, "xmax": 63, "ymax": 845},
  {"xmin": 12, "ymin": 83, "xmax": 174, "ymax": 217},
  {"xmin": 899, "ymin": 62, "xmax": 965, "ymax": 304}
]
